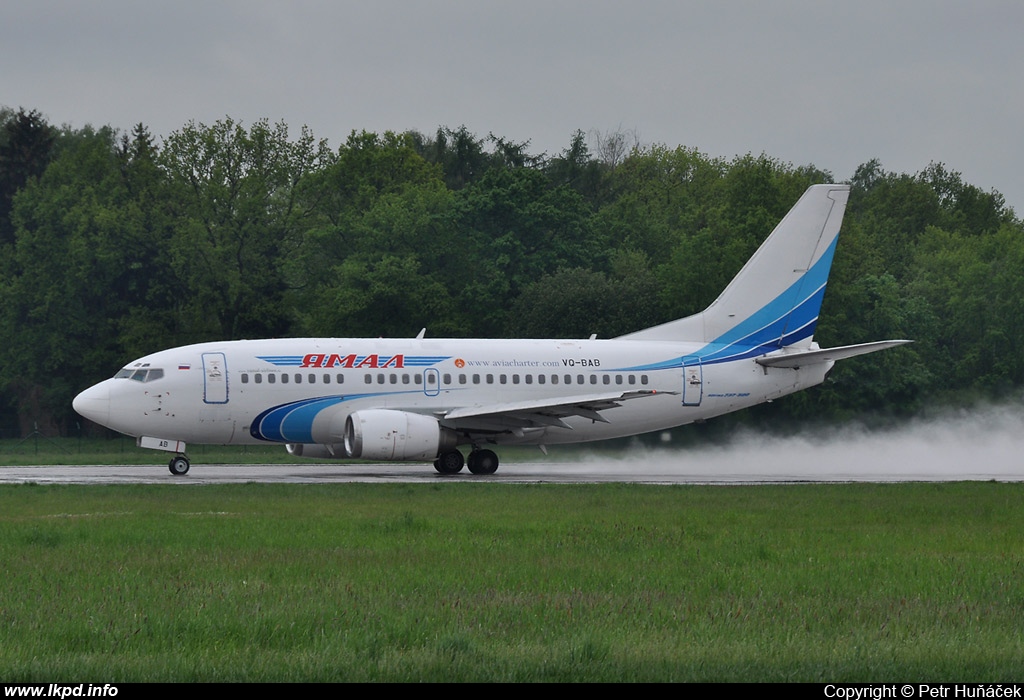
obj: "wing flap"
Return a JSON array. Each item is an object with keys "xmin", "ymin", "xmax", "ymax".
[{"xmin": 441, "ymin": 389, "xmax": 669, "ymax": 431}]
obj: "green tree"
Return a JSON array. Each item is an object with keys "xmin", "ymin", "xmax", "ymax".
[
  {"xmin": 907, "ymin": 223, "xmax": 1024, "ymax": 398},
  {"xmin": 0, "ymin": 125, "xmax": 161, "ymax": 432},
  {"xmin": 509, "ymin": 251, "xmax": 661, "ymax": 338},
  {"xmin": 0, "ymin": 108, "xmax": 56, "ymax": 244},
  {"xmin": 454, "ymin": 167, "xmax": 597, "ymax": 335},
  {"xmin": 291, "ymin": 131, "xmax": 466, "ymax": 336},
  {"xmin": 592, "ymin": 144, "xmax": 725, "ymax": 266},
  {"xmin": 413, "ymin": 125, "xmax": 492, "ymax": 190},
  {"xmin": 303, "ymin": 254, "xmax": 455, "ymax": 338},
  {"xmin": 159, "ymin": 118, "xmax": 333, "ymax": 341},
  {"xmin": 545, "ymin": 130, "xmax": 608, "ymax": 206}
]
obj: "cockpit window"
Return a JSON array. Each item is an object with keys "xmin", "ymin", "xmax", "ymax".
[{"xmin": 114, "ymin": 368, "xmax": 165, "ymax": 382}]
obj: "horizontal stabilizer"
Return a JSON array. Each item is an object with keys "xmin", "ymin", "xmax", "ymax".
[{"xmin": 755, "ymin": 340, "xmax": 912, "ymax": 368}]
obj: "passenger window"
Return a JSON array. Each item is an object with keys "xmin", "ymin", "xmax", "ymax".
[
  {"xmin": 641, "ymin": 375, "xmax": 649, "ymax": 385},
  {"xmin": 365, "ymin": 374, "xmax": 372, "ymax": 384},
  {"xmin": 615, "ymin": 375, "xmax": 623, "ymax": 385},
  {"xmin": 241, "ymin": 373, "xmax": 249, "ymax": 384},
  {"xmin": 500, "ymin": 375, "xmax": 507, "ymax": 385},
  {"xmin": 295, "ymin": 374, "xmax": 302, "ymax": 384},
  {"xmin": 458, "ymin": 374, "xmax": 467, "ymax": 384},
  {"xmin": 590, "ymin": 375, "xmax": 598, "ymax": 385},
  {"xmin": 324, "ymin": 374, "xmax": 331, "ymax": 384},
  {"xmin": 337, "ymin": 374, "xmax": 345, "ymax": 384},
  {"xmin": 268, "ymin": 374, "xmax": 276, "ymax": 384},
  {"xmin": 377, "ymin": 374, "xmax": 385, "ymax": 384},
  {"xmin": 443, "ymin": 374, "xmax": 451, "ymax": 385},
  {"xmin": 486, "ymin": 374, "xmax": 494, "ymax": 384},
  {"xmin": 390, "ymin": 374, "xmax": 397, "ymax": 384},
  {"xmin": 309, "ymin": 374, "xmax": 316, "ymax": 384},
  {"xmin": 254, "ymin": 374, "xmax": 263, "ymax": 384},
  {"xmin": 525, "ymin": 375, "xmax": 533, "ymax": 385},
  {"xmin": 537, "ymin": 374, "xmax": 545, "ymax": 385},
  {"xmin": 281, "ymin": 373, "xmax": 289, "ymax": 384},
  {"xmin": 512, "ymin": 375, "xmax": 520, "ymax": 385},
  {"xmin": 603, "ymin": 375, "xmax": 610, "ymax": 385},
  {"xmin": 628, "ymin": 375, "xmax": 636, "ymax": 385},
  {"xmin": 402, "ymin": 374, "xmax": 410, "ymax": 385}
]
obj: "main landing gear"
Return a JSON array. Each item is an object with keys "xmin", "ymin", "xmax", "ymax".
[
  {"xmin": 168, "ymin": 454, "xmax": 191, "ymax": 476},
  {"xmin": 433, "ymin": 448, "xmax": 499, "ymax": 476},
  {"xmin": 467, "ymin": 448, "xmax": 499, "ymax": 475}
]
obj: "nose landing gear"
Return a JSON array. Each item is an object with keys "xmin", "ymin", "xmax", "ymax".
[{"xmin": 168, "ymin": 454, "xmax": 191, "ymax": 475}]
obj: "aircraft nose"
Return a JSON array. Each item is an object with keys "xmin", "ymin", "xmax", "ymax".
[{"xmin": 73, "ymin": 382, "xmax": 111, "ymax": 426}]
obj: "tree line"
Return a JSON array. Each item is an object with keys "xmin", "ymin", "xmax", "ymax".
[{"xmin": 0, "ymin": 107, "xmax": 1019, "ymax": 436}]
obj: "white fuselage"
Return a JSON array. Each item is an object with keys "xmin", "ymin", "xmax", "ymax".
[{"xmin": 74, "ymin": 336, "xmax": 831, "ymax": 449}]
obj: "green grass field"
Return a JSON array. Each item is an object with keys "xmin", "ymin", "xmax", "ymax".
[{"xmin": 1, "ymin": 481, "xmax": 1022, "ymax": 681}]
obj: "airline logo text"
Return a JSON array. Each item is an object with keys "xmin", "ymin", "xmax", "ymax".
[{"xmin": 301, "ymin": 354, "xmax": 405, "ymax": 369}]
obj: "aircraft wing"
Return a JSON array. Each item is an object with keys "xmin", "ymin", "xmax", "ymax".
[
  {"xmin": 439, "ymin": 389, "xmax": 671, "ymax": 432},
  {"xmin": 755, "ymin": 340, "xmax": 912, "ymax": 369}
]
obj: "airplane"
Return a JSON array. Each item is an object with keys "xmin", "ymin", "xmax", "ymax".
[{"xmin": 73, "ymin": 184, "xmax": 909, "ymax": 476}]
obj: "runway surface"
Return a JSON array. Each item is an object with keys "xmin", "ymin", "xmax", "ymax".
[{"xmin": 1, "ymin": 459, "xmax": 1022, "ymax": 484}]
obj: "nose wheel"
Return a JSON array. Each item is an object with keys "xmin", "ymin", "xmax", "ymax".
[{"xmin": 168, "ymin": 454, "xmax": 191, "ymax": 475}]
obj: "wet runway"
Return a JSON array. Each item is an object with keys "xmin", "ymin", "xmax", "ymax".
[
  {"xmin": 0, "ymin": 458, "xmax": 1021, "ymax": 485},
  {"xmin": 0, "ymin": 462, "xmax": 735, "ymax": 485}
]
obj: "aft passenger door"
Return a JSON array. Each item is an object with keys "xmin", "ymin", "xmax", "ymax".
[{"xmin": 682, "ymin": 363, "xmax": 702, "ymax": 406}]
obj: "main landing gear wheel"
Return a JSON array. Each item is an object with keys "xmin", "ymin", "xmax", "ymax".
[
  {"xmin": 434, "ymin": 449, "xmax": 465, "ymax": 475},
  {"xmin": 467, "ymin": 449, "xmax": 499, "ymax": 475},
  {"xmin": 168, "ymin": 454, "xmax": 191, "ymax": 476}
]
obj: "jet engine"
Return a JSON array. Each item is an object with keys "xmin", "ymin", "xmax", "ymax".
[{"xmin": 344, "ymin": 409, "xmax": 457, "ymax": 461}]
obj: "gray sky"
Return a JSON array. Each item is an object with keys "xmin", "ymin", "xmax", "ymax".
[{"xmin": 3, "ymin": 0, "xmax": 1022, "ymax": 212}]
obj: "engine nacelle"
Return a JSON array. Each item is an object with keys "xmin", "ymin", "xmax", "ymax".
[
  {"xmin": 344, "ymin": 409, "xmax": 457, "ymax": 461},
  {"xmin": 285, "ymin": 442, "xmax": 347, "ymax": 459}
]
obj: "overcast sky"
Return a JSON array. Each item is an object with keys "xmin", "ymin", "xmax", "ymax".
[{"xmin": 3, "ymin": 1, "xmax": 1022, "ymax": 212}]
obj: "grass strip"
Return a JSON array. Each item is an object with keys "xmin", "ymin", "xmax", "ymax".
[{"xmin": 1, "ymin": 482, "xmax": 1021, "ymax": 681}]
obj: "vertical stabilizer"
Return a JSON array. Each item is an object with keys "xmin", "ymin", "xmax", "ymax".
[{"xmin": 617, "ymin": 184, "xmax": 850, "ymax": 351}]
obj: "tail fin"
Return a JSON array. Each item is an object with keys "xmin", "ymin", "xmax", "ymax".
[{"xmin": 618, "ymin": 184, "xmax": 850, "ymax": 351}]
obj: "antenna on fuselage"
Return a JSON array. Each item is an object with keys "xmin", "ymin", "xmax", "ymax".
[{"xmin": 416, "ymin": 328, "xmax": 427, "ymax": 340}]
